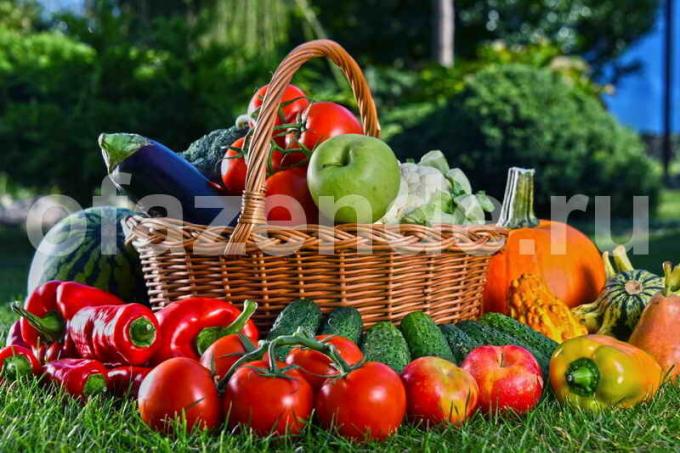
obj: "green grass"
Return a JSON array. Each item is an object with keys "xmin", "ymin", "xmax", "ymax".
[
  {"xmin": 1, "ymin": 193, "xmax": 680, "ymax": 451},
  {"xmin": 0, "ymin": 317, "xmax": 676, "ymax": 452}
]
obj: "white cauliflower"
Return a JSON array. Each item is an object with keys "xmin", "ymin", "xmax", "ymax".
[
  {"xmin": 380, "ymin": 150, "xmax": 493, "ymax": 226},
  {"xmin": 381, "ymin": 163, "xmax": 451, "ymax": 224}
]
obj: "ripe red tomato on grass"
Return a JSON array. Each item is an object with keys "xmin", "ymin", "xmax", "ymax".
[
  {"xmin": 315, "ymin": 361, "xmax": 406, "ymax": 441},
  {"xmin": 138, "ymin": 357, "xmax": 222, "ymax": 433},
  {"xmin": 265, "ymin": 167, "xmax": 319, "ymax": 225},
  {"xmin": 223, "ymin": 359, "xmax": 313, "ymax": 436},
  {"xmin": 461, "ymin": 345, "xmax": 543, "ymax": 415},
  {"xmin": 285, "ymin": 335, "xmax": 363, "ymax": 390},
  {"xmin": 401, "ymin": 357, "xmax": 479, "ymax": 426},
  {"xmin": 221, "ymin": 137, "xmax": 247, "ymax": 195}
]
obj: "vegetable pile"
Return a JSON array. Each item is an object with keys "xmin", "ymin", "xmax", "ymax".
[
  {"xmin": 5, "ymin": 47, "xmax": 677, "ymax": 446},
  {"xmin": 3, "ymin": 284, "xmax": 672, "ymax": 442}
]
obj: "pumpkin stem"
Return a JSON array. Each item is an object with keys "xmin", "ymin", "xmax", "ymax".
[
  {"xmin": 497, "ymin": 167, "xmax": 539, "ymax": 229},
  {"xmin": 662, "ymin": 261, "xmax": 680, "ymax": 296},
  {"xmin": 602, "ymin": 251, "xmax": 616, "ymax": 279},
  {"xmin": 611, "ymin": 245, "xmax": 634, "ymax": 273}
]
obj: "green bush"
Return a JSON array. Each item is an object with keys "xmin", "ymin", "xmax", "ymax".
[{"xmin": 388, "ymin": 64, "xmax": 661, "ymax": 217}]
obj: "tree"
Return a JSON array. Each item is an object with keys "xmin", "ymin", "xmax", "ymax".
[
  {"xmin": 307, "ymin": 0, "xmax": 659, "ymax": 79},
  {"xmin": 433, "ymin": 0, "xmax": 455, "ymax": 67}
]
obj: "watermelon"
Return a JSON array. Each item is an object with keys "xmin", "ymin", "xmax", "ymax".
[{"xmin": 27, "ymin": 206, "xmax": 147, "ymax": 303}]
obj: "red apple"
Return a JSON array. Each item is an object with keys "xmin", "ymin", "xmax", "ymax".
[
  {"xmin": 401, "ymin": 357, "xmax": 479, "ymax": 426},
  {"xmin": 461, "ymin": 345, "xmax": 543, "ymax": 415}
]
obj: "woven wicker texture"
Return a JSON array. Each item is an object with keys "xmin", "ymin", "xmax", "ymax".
[{"xmin": 125, "ymin": 39, "xmax": 507, "ymax": 328}]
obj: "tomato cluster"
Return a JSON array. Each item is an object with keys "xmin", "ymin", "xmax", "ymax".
[
  {"xmin": 220, "ymin": 84, "xmax": 363, "ymax": 226},
  {"xmin": 138, "ymin": 332, "xmax": 407, "ymax": 441}
]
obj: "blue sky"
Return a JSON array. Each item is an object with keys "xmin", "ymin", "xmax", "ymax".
[{"xmin": 603, "ymin": 4, "xmax": 679, "ymax": 134}]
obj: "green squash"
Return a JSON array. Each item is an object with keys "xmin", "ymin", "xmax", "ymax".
[{"xmin": 572, "ymin": 246, "xmax": 663, "ymax": 340}]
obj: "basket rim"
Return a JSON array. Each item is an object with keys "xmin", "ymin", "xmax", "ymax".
[{"xmin": 124, "ymin": 215, "xmax": 507, "ymax": 256}]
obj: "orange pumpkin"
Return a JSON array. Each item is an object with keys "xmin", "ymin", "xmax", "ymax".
[{"xmin": 483, "ymin": 168, "xmax": 606, "ymax": 314}]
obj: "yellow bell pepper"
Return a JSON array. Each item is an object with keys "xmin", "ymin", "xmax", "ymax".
[{"xmin": 549, "ymin": 335, "xmax": 662, "ymax": 411}]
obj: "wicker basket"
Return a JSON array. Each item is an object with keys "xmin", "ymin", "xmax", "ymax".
[{"xmin": 124, "ymin": 39, "xmax": 507, "ymax": 329}]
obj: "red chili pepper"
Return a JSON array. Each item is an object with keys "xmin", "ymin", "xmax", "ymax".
[
  {"xmin": 68, "ymin": 304, "xmax": 159, "ymax": 365},
  {"xmin": 56, "ymin": 281, "xmax": 124, "ymax": 319},
  {"xmin": 5, "ymin": 321, "xmax": 28, "ymax": 348},
  {"xmin": 14, "ymin": 281, "xmax": 124, "ymax": 346},
  {"xmin": 153, "ymin": 298, "xmax": 259, "ymax": 363},
  {"xmin": 0, "ymin": 345, "xmax": 40, "ymax": 382},
  {"xmin": 42, "ymin": 358, "xmax": 108, "ymax": 399},
  {"xmin": 106, "ymin": 365, "xmax": 151, "ymax": 397}
]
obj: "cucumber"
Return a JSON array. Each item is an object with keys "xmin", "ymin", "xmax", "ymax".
[
  {"xmin": 439, "ymin": 324, "xmax": 481, "ymax": 364},
  {"xmin": 479, "ymin": 312, "xmax": 558, "ymax": 359},
  {"xmin": 361, "ymin": 322, "xmax": 411, "ymax": 372},
  {"xmin": 455, "ymin": 320, "xmax": 550, "ymax": 374},
  {"xmin": 267, "ymin": 299, "xmax": 322, "ymax": 359},
  {"xmin": 399, "ymin": 312, "xmax": 454, "ymax": 361},
  {"xmin": 320, "ymin": 307, "xmax": 363, "ymax": 343}
]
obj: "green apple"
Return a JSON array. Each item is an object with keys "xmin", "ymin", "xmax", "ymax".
[{"xmin": 307, "ymin": 134, "xmax": 401, "ymax": 223}]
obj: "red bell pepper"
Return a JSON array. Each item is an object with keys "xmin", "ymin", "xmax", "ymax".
[
  {"xmin": 32, "ymin": 341, "xmax": 68, "ymax": 364},
  {"xmin": 42, "ymin": 358, "xmax": 108, "ymax": 399},
  {"xmin": 68, "ymin": 304, "xmax": 159, "ymax": 365},
  {"xmin": 5, "ymin": 321, "xmax": 28, "ymax": 348},
  {"xmin": 15, "ymin": 281, "xmax": 124, "ymax": 346},
  {"xmin": 153, "ymin": 298, "xmax": 259, "ymax": 363},
  {"xmin": 0, "ymin": 345, "xmax": 40, "ymax": 382},
  {"xmin": 106, "ymin": 365, "xmax": 151, "ymax": 397}
]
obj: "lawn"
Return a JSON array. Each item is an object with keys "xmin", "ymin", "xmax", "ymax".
[{"xmin": 0, "ymin": 199, "xmax": 679, "ymax": 451}]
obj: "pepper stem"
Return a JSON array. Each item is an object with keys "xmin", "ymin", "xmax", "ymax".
[
  {"xmin": 83, "ymin": 374, "xmax": 107, "ymax": 397},
  {"xmin": 2, "ymin": 355, "xmax": 33, "ymax": 380},
  {"xmin": 195, "ymin": 300, "xmax": 258, "ymax": 356},
  {"xmin": 11, "ymin": 304, "xmax": 64, "ymax": 342},
  {"xmin": 565, "ymin": 358, "xmax": 600, "ymax": 397},
  {"xmin": 497, "ymin": 167, "xmax": 539, "ymax": 229},
  {"xmin": 128, "ymin": 317, "xmax": 157, "ymax": 348}
]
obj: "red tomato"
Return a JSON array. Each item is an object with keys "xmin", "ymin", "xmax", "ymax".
[
  {"xmin": 138, "ymin": 357, "xmax": 222, "ymax": 433},
  {"xmin": 285, "ymin": 335, "xmax": 364, "ymax": 390},
  {"xmin": 223, "ymin": 360, "xmax": 313, "ymax": 436},
  {"xmin": 221, "ymin": 138, "xmax": 247, "ymax": 195},
  {"xmin": 200, "ymin": 334, "xmax": 253, "ymax": 381},
  {"xmin": 461, "ymin": 345, "xmax": 543, "ymax": 415},
  {"xmin": 265, "ymin": 167, "xmax": 319, "ymax": 225},
  {"xmin": 315, "ymin": 361, "xmax": 406, "ymax": 441},
  {"xmin": 401, "ymin": 357, "xmax": 479, "ymax": 426},
  {"xmin": 297, "ymin": 102, "xmax": 363, "ymax": 151},
  {"xmin": 278, "ymin": 131, "xmax": 309, "ymax": 169},
  {"xmin": 248, "ymin": 84, "xmax": 309, "ymax": 127}
]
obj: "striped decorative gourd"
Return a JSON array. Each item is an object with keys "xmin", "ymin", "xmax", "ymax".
[{"xmin": 573, "ymin": 246, "xmax": 663, "ymax": 341}]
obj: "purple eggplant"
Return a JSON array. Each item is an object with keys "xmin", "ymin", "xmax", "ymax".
[{"xmin": 99, "ymin": 133, "xmax": 240, "ymax": 226}]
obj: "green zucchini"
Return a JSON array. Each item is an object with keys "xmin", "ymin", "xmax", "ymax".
[
  {"xmin": 439, "ymin": 324, "xmax": 481, "ymax": 364},
  {"xmin": 456, "ymin": 320, "xmax": 550, "ymax": 374},
  {"xmin": 479, "ymin": 312, "xmax": 558, "ymax": 359}
]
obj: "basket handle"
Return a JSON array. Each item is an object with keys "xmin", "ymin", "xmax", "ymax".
[{"xmin": 226, "ymin": 39, "xmax": 381, "ymax": 251}]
